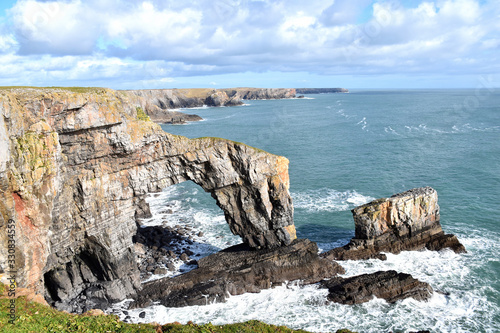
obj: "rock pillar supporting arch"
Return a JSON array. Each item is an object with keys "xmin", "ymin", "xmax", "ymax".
[{"xmin": 176, "ymin": 138, "xmax": 296, "ymax": 249}]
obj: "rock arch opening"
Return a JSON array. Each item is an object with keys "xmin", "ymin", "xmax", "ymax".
[{"xmin": 133, "ymin": 181, "xmax": 241, "ymax": 281}]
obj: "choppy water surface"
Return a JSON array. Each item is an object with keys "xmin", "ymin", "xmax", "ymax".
[{"xmin": 112, "ymin": 90, "xmax": 500, "ymax": 333}]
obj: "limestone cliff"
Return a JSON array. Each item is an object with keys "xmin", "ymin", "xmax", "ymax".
[
  {"xmin": 323, "ymin": 187, "xmax": 466, "ymax": 261},
  {"xmin": 125, "ymin": 88, "xmax": 296, "ymax": 123},
  {"xmin": 0, "ymin": 87, "xmax": 296, "ymax": 312}
]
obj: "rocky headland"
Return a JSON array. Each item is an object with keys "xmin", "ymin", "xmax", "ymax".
[
  {"xmin": 295, "ymin": 88, "xmax": 349, "ymax": 94},
  {"xmin": 0, "ymin": 87, "xmax": 465, "ymax": 319},
  {"xmin": 124, "ymin": 88, "xmax": 296, "ymax": 124},
  {"xmin": 0, "ymin": 87, "xmax": 295, "ymax": 313}
]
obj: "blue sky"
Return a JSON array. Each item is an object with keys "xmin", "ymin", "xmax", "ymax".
[{"xmin": 0, "ymin": 0, "xmax": 499, "ymax": 89}]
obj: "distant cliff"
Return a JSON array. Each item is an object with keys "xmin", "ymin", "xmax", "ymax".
[
  {"xmin": 0, "ymin": 87, "xmax": 296, "ymax": 312},
  {"xmin": 296, "ymin": 88, "xmax": 348, "ymax": 94},
  {"xmin": 124, "ymin": 88, "xmax": 296, "ymax": 124}
]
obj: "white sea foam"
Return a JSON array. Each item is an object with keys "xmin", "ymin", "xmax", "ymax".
[
  {"xmin": 355, "ymin": 117, "xmax": 369, "ymax": 131},
  {"xmin": 114, "ymin": 231, "xmax": 499, "ymax": 333},
  {"xmin": 115, "ymin": 179, "xmax": 499, "ymax": 333},
  {"xmin": 399, "ymin": 123, "xmax": 500, "ymax": 136},
  {"xmin": 384, "ymin": 126, "xmax": 401, "ymax": 135},
  {"xmin": 178, "ymin": 105, "xmax": 211, "ymax": 111},
  {"xmin": 336, "ymin": 109, "xmax": 351, "ymax": 118},
  {"xmin": 140, "ymin": 183, "xmax": 240, "ymax": 260},
  {"xmin": 292, "ymin": 189, "xmax": 374, "ymax": 212}
]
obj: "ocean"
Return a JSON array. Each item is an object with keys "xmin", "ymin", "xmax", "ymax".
[{"xmin": 112, "ymin": 90, "xmax": 500, "ymax": 332}]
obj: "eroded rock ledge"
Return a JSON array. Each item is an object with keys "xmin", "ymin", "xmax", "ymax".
[
  {"xmin": 322, "ymin": 187, "xmax": 466, "ymax": 261},
  {"xmin": 132, "ymin": 239, "xmax": 344, "ymax": 308},
  {"xmin": 0, "ymin": 87, "xmax": 295, "ymax": 312},
  {"xmin": 129, "ymin": 187, "xmax": 460, "ymax": 309}
]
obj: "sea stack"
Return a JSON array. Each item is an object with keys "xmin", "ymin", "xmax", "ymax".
[{"xmin": 322, "ymin": 187, "xmax": 466, "ymax": 261}]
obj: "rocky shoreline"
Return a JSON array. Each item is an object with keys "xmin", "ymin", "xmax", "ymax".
[
  {"xmin": 122, "ymin": 87, "xmax": 350, "ymax": 124},
  {"xmin": 124, "ymin": 186, "xmax": 464, "ymax": 313},
  {"xmin": 124, "ymin": 88, "xmax": 297, "ymax": 124},
  {"xmin": 0, "ymin": 87, "xmax": 465, "ymax": 325}
]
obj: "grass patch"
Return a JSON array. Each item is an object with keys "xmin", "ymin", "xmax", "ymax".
[
  {"xmin": 176, "ymin": 88, "xmax": 215, "ymax": 99},
  {"xmin": 0, "ymin": 297, "xmax": 358, "ymax": 333},
  {"xmin": 136, "ymin": 107, "xmax": 151, "ymax": 121},
  {"xmin": 0, "ymin": 288, "xmax": 357, "ymax": 333},
  {"xmin": 0, "ymin": 297, "xmax": 157, "ymax": 333}
]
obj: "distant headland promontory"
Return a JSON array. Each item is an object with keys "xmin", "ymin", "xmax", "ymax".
[{"xmin": 295, "ymin": 88, "xmax": 349, "ymax": 94}]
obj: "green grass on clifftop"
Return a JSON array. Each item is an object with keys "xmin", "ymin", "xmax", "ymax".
[
  {"xmin": 0, "ymin": 297, "xmax": 156, "ymax": 333},
  {"xmin": 0, "ymin": 296, "xmax": 357, "ymax": 333}
]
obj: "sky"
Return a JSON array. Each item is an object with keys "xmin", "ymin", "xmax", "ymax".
[{"xmin": 0, "ymin": 0, "xmax": 499, "ymax": 89}]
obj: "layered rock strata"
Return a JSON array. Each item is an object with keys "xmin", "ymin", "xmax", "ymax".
[
  {"xmin": 320, "ymin": 270, "xmax": 433, "ymax": 305},
  {"xmin": 232, "ymin": 88, "xmax": 296, "ymax": 100},
  {"xmin": 132, "ymin": 239, "xmax": 345, "ymax": 308},
  {"xmin": 322, "ymin": 187, "xmax": 466, "ymax": 261},
  {"xmin": 0, "ymin": 88, "xmax": 296, "ymax": 312},
  {"xmin": 125, "ymin": 88, "xmax": 296, "ymax": 124}
]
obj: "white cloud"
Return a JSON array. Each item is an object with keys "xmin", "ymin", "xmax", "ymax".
[
  {"xmin": 106, "ymin": 4, "xmax": 203, "ymax": 48},
  {"xmin": 0, "ymin": 0, "xmax": 498, "ymax": 87},
  {"xmin": 10, "ymin": 0, "xmax": 100, "ymax": 55},
  {"xmin": 439, "ymin": 0, "xmax": 481, "ymax": 24},
  {"xmin": 0, "ymin": 34, "xmax": 17, "ymax": 53}
]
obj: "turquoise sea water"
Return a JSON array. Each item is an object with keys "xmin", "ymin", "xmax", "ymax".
[{"xmin": 119, "ymin": 90, "xmax": 500, "ymax": 332}]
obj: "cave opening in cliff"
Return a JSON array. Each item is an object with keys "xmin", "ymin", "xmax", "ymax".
[
  {"xmin": 43, "ymin": 237, "xmax": 118, "ymax": 308},
  {"xmin": 132, "ymin": 181, "xmax": 241, "ymax": 281}
]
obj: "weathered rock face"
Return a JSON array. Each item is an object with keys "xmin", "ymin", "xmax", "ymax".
[
  {"xmin": 0, "ymin": 88, "xmax": 296, "ymax": 312},
  {"xmin": 133, "ymin": 239, "xmax": 345, "ymax": 308},
  {"xmin": 122, "ymin": 89, "xmax": 203, "ymax": 124},
  {"xmin": 125, "ymin": 88, "xmax": 296, "ymax": 123},
  {"xmin": 322, "ymin": 187, "xmax": 466, "ymax": 261},
  {"xmin": 320, "ymin": 270, "xmax": 433, "ymax": 305},
  {"xmin": 233, "ymin": 88, "xmax": 296, "ymax": 100}
]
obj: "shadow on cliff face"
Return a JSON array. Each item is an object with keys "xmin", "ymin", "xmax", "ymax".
[{"xmin": 43, "ymin": 236, "xmax": 139, "ymax": 313}]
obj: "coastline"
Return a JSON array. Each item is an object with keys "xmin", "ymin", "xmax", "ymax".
[{"xmin": 0, "ymin": 86, "xmax": 486, "ymax": 332}]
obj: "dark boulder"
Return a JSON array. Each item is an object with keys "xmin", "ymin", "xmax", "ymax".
[{"xmin": 320, "ymin": 270, "xmax": 433, "ymax": 305}]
